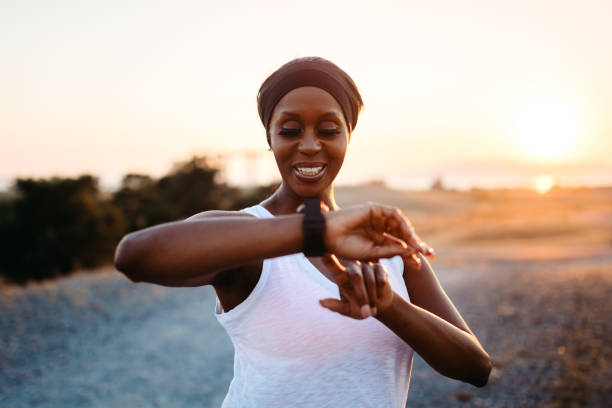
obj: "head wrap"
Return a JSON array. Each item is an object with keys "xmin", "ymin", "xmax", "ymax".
[{"xmin": 257, "ymin": 57, "xmax": 363, "ymax": 144}]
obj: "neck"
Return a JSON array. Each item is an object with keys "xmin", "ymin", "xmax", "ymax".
[{"xmin": 262, "ymin": 182, "xmax": 339, "ymax": 216}]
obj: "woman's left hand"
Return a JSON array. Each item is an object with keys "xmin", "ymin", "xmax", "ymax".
[{"xmin": 319, "ymin": 253, "xmax": 394, "ymax": 319}]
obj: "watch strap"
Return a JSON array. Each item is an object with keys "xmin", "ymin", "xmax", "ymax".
[{"xmin": 302, "ymin": 199, "xmax": 326, "ymax": 257}]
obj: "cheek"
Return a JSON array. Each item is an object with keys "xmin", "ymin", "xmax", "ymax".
[
  {"xmin": 330, "ymin": 141, "xmax": 348, "ymax": 165},
  {"xmin": 270, "ymin": 141, "xmax": 294, "ymax": 167}
]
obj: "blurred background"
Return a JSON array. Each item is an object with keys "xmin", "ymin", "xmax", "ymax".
[{"xmin": 1, "ymin": 1, "xmax": 610, "ymax": 407}]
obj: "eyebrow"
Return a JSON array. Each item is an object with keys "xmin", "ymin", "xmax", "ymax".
[{"xmin": 280, "ymin": 111, "xmax": 300, "ymax": 118}]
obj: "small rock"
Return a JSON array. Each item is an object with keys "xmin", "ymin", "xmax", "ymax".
[{"xmin": 453, "ymin": 390, "xmax": 472, "ymax": 402}]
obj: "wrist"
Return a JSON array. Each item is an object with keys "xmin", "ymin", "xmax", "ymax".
[
  {"xmin": 375, "ymin": 291, "xmax": 401, "ymax": 323},
  {"xmin": 322, "ymin": 211, "xmax": 334, "ymax": 251}
]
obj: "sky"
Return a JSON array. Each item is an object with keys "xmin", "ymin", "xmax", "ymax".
[{"xmin": 1, "ymin": 0, "xmax": 611, "ymax": 191}]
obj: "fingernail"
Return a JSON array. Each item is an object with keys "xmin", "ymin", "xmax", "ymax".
[
  {"xmin": 360, "ymin": 305, "xmax": 371, "ymax": 318},
  {"xmin": 371, "ymin": 307, "xmax": 378, "ymax": 316}
]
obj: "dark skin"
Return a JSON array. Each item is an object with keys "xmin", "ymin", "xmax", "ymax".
[{"xmin": 114, "ymin": 86, "xmax": 491, "ymax": 387}]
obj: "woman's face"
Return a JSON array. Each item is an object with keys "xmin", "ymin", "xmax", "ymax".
[{"xmin": 268, "ymin": 86, "xmax": 349, "ymax": 198}]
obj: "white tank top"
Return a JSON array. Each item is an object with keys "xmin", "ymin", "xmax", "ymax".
[{"xmin": 215, "ymin": 205, "xmax": 414, "ymax": 408}]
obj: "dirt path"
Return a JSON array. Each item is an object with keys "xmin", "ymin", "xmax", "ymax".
[{"xmin": 1, "ymin": 256, "xmax": 610, "ymax": 407}]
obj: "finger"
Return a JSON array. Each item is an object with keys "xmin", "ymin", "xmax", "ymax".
[
  {"xmin": 322, "ymin": 253, "xmax": 347, "ymax": 284},
  {"xmin": 362, "ymin": 246, "xmax": 409, "ymax": 262},
  {"xmin": 363, "ymin": 262, "xmax": 377, "ymax": 314},
  {"xmin": 346, "ymin": 263, "xmax": 371, "ymax": 318},
  {"xmin": 373, "ymin": 263, "xmax": 388, "ymax": 300},
  {"xmin": 424, "ymin": 245, "xmax": 435, "ymax": 258},
  {"xmin": 372, "ymin": 204, "xmax": 421, "ymax": 253},
  {"xmin": 401, "ymin": 223, "xmax": 435, "ymax": 259},
  {"xmin": 381, "ymin": 232, "xmax": 410, "ymax": 250},
  {"xmin": 382, "ymin": 207, "xmax": 430, "ymax": 256},
  {"xmin": 404, "ymin": 253, "xmax": 422, "ymax": 270},
  {"xmin": 319, "ymin": 298, "xmax": 349, "ymax": 315},
  {"xmin": 395, "ymin": 215, "xmax": 424, "ymax": 254},
  {"xmin": 405, "ymin": 230, "xmax": 434, "ymax": 259},
  {"xmin": 413, "ymin": 236, "xmax": 435, "ymax": 258}
]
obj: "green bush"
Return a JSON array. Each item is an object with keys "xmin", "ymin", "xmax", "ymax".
[
  {"xmin": 0, "ymin": 176, "xmax": 125, "ymax": 283},
  {"xmin": 0, "ymin": 156, "xmax": 276, "ymax": 284}
]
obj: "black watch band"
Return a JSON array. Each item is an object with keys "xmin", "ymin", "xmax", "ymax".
[{"xmin": 302, "ymin": 199, "xmax": 326, "ymax": 257}]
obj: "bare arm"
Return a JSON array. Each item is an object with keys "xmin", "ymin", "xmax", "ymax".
[
  {"xmin": 114, "ymin": 204, "xmax": 429, "ymax": 286},
  {"xmin": 114, "ymin": 211, "xmax": 303, "ymax": 285},
  {"xmin": 376, "ymin": 255, "xmax": 491, "ymax": 387},
  {"xmin": 318, "ymin": 253, "xmax": 491, "ymax": 387}
]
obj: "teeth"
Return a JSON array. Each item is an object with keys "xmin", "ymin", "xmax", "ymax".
[{"xmin": 296, "ymin": 166, "xmax": 323, "ymax": 176}]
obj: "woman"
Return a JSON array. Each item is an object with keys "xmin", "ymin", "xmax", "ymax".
[{"xmin": 114, "ymin": 57, "xmax": 491, "ymax": 407}]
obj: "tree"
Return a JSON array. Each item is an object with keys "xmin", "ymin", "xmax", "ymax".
[
  {"xmin": 0, "ymin": 176, "xmax": 125, "ymax": 283},
  {"xmin": 156, "ymin": 156, "xmax": 234, "ymax": 217},
  {"xmin": 0, "ymin": 155, "xmax": 276, "ymax": 284},
  {"xmin": 112, "ymin": 174, "xmax": 174, "ymax": 232}
]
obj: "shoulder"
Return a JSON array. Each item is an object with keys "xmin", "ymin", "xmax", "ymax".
[
  {"xmin": 185, "ymin": 210, "xmax": 264, "ymax": 296},
  {"xmin": 185, "ymin": 210, "xmax": 256, "ymax": 221}
]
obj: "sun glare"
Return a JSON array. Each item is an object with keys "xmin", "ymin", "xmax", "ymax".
[
  {"xmin": 511, "ymin": 102, "xmax": 583, "ymax": 162},
  {"xmin": 534, "ymin": 174, "xmax": 556, "ymax": 194}
]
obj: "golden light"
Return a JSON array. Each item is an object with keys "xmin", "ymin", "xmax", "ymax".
[
  {"xmin": 534, "ymin": 174, "xmax": 556, "ymax": 194},
  {"xmin": 511, "ymin": 102, "xmax": 583, "ymax": 162}
]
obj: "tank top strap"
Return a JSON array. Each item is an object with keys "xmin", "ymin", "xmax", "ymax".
[
  {"xmin": 214, "ymin": 204, "xmax": 276, "ymax": 323},
  {"xmin": 240, "ymin": 204, "xmax": 274, "ymax": 219}
]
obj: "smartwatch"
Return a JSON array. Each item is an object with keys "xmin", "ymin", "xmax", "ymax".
[{"xmin": 302, "ymin": 198, "xmax": 326, "ymax": 257}]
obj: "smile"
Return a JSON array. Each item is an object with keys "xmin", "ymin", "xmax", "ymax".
[
  {"xmin": 293, "ymin": 164, "xmax": 327, "ymax": 181},
  {"xmin": 296, "ymin": 166, "xmax": 324, "ymax": 176}
]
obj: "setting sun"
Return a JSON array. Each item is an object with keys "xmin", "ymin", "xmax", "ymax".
[
  {"xmin": 511, "ymin": 102, "xmax": 583, "ymax": 162},
  {"xmin": 534, "ymin": 174, "xmax": 556, "ymax": 194}
]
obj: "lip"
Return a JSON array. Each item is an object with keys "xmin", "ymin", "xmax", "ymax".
[
  {"xmin": 292, "ymin": 163, "xmax": 327, "ymax": 183},
  {"xmin": 292, "ymin": 162, "xmax": 327, "ymax": 167}
]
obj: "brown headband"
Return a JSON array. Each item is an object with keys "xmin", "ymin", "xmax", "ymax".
[{"xmin": 257, "ymin": 58, "xmax": 363, "ymax": 144}]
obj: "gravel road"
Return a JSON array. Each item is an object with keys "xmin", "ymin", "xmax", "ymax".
[{"xmin": 1, "ymin": 256, "xmax": 610, "ymax": 407}]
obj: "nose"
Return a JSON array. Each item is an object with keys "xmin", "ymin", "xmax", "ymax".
[{"xmin": 298, "ymin": 128, "xmax": 321, "ymax": 155}]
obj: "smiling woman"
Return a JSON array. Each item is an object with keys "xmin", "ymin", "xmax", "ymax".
[{"xmin": 114, "ymin": 56, "xmax": 491, "ymax": 408}]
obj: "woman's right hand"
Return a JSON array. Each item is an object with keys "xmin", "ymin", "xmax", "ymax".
[
  {"xmin": 324, "ymin": 203, "xmax": 434, "ymax": 267},
  {"xmin": 319, "ymin": 254, "xmax": 394, "ymax": 319}
]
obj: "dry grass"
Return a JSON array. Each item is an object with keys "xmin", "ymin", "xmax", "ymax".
[{"xmin": 336, "ymin": 184, "xmax": 612, "ymax": 263}]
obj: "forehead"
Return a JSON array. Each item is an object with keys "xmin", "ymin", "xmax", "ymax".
[{"xmin": 273, "ymin": 86, "xmax": 344, "ymax": 118}]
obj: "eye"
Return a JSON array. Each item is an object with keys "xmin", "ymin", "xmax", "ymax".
[
  {"xmin": 279, "ymin": 127, "xmax": 301, "ymax": 136},
  {"xmin": 278, "ymin": 120, "xmax": 301, "ymax": 136},
  {"xmin": 318, "ymin": 128, "xmax": 340, "ymax": 135},
  {"xmin": 318, "ymin": 120, "xmax": 340, "ymax": 135}
]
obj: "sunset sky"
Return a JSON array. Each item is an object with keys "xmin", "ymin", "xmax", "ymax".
[{"xmin": 2, "ymin": 0, "xmax": 611, "ymax": 191}]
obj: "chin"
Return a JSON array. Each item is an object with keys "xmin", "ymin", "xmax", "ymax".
[
  {"xmin": 287, "ymin": 180, "xmax": 331, "ymax": 199},
  {"xmin": 292, "ymin": 185, "xmax": 327, "ymax": 199}
]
